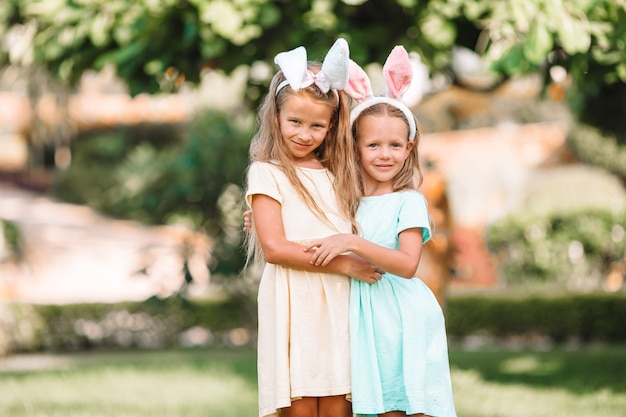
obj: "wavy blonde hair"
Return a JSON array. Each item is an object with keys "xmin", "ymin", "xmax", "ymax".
[{"xmin": 245, "ymin": 62, "xmax": 361, "ymax": 266}]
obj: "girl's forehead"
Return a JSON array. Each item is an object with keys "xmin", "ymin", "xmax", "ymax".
[
  {"xmin": 280, "ymin": 93, "xmax": 334, "ymax": 122},
  {"xmin": 357, "ymin": 114, "xmax": 410, "ymax": 139},
  {"xmin": 359, "ymin": 113, "xmax": 406, "ymax": 127},
  {"xmin": 282, "ymin": 92, "xmax": 333, "ymax": 111}
]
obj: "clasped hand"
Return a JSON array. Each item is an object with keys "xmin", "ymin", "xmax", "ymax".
[
  {"xmin": 304, "ymin": 234, "xmax": 354, "ymax": 266},
  {"xmin": 243, "ymin": 210, "xmax": 383, "ymax": 284},
  {"xmin": 304, "ymin": 235, "xmax": 384, "ymax": 284}
]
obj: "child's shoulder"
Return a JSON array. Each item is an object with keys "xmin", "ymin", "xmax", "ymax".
[
  {"xmin": 364, "ymin": 190, "xmax": 426, "ymax": 207},
  {"xmin": 250, "ymin": 160, "xmax": 276, "ymax": 168},
  {"xmin": 247, "ymin": 161, "xmax": 286, "ymax": 186},
  {"xmin": 249, "ymin": 160, "xmax": 282, "ymax": 174},
  {"xmin": 396, "ymin": 189, "xmax": 427, "ymax": 203},
  {"xmin": 249, "ymin": 161, "xmax": 332, "ymax": 186},
  {"xmin": 394, "ymin": 190, "xmax": 429, "ymax": 212}
]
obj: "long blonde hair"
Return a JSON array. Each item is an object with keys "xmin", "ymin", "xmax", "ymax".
[
  {"xmin": 245, "ymin": 63, "xmax": 361, "ymax": 266},
  {"xmin": 352, "ymin": 102, "xmax": 423, "ymax": 192}
]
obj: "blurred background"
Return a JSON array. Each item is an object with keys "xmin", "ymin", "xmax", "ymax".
[{"xmin": 0, "ymin": 1, "xmax": 625, "ymax": 416}]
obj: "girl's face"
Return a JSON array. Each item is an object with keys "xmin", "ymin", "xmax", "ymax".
[
  {"xmin": 356, "ymin": 114, "xmax": 414, "ymax": 195},
  {"xmin": 278, "ymin": 92, "xmax": 334, "ymax": 167}
]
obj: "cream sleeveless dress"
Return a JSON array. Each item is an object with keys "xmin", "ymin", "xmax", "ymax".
[{"xmin": 246, "ymin": 162, "xmax": 352, "ymax": 417}]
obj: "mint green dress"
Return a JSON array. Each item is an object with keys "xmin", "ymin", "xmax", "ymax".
[{"xmin": 350, "ymin": 191, "xmax": 457, "ymax": 417}]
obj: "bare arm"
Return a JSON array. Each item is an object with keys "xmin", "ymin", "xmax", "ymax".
[
  {"xmin": 304, "ymin": 229, "xmax": 423, "ymax": 279},
  {"xmin": 250, "ymin": 194, "xmax": 383, "ymax": 284}
]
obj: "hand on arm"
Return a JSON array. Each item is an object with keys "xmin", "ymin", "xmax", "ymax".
[
  {"xmin": 250, "ymin": 194, "xmax": 382, "ymax": 284},
  {"xmin": 243, "ymin": 209, "xmax": 252, "ymax": 233},
  {"xmin": 304, "ymin": 233, "xmax": 358, "ymax": 266},
  {"xmin": 337, "ymin": 253, "xmax": 386, "ymax": 284},
  {"xmin": 304, "ymin": 229, "xmax": 424, "ymax": 279}
]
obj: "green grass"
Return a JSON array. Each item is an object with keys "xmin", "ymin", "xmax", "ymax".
[
  {"xmin": 1, "ymin": 346, "xmax": 625, "ymax": 417},
  {"xmin": 449, "ymin": 346, "xmax": 626, "ymax": 417},
  {"xmin": 0, "ymin": 348, "xmax": 258, "ymax": 417}
]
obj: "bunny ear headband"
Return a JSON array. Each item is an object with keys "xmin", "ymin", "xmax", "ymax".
[
  {"xmin": 345, "ymin": 45, "xmax": 417, "ymax": 140},
  {"xmin": 274, "ymin": 38, "xmax": 350, "ymax": 96}
]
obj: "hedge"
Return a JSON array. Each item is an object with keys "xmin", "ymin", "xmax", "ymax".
[
  {"xmin": 567, "ymin": 124, "xmax": 626, "ymax": 179},
  {"xmin": 1, "ymin": 292, "xmax": 625, "ymax": 356},
  {"xmin": 0, "ymin": 295, "xmax": 256, "ymax": 355},
  {"xmin": 446, "ymin": 292, "xmax": 626, "ymax": 344}
]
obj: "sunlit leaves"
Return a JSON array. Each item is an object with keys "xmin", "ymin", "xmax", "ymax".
[
  {"xmin": 397, "ymin": 0, "xmax": 418, "ymax": 8},
  {"xmin": 23, "ymin": 0, "xmax": 64, "ymax": 16},
  {"xmin": 491, "ymin": 43, "xmax": 537, "ymax": 76},
  {"xmin": 94, "ymin": 41, "xmax": 147, "ymax": 73},
  {"xmin": 193, "ymin": 0, "xmax": 278, "ymax": 45},
  {"xmin": 304, "ymin": 0, "xmax": 338, "ymax": 31},
  {"xmin": 1, "ymin": 0, "xmax": 624, "ymax": 99},
  {"xmin": 555, "ymin": 11, "xmax": 591, "ymax": 54},
  {"xmin": 524, "ymin": 19, "xmax": 553, "ymax": 64},
  {"xmin": 508, "ymin": 0, "xmax": 532, "ymax": 33},
  {"xmin": 462, "ymin": 0, "xmax": 491, "ymax": 20},
  {"xmin": 89, "ymin": 9, "xmax": 115, "ymax": 47},
  {"xmin": 420, "ymin": 12, "xmax": 456, "ymax": 49}
]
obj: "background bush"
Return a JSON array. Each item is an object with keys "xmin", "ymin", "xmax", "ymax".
[
  {"xmin": 52, "ymin": 107, "xmax": 253, "ymax": 276},
  {"xmin": 486, "ymin": 165, "xmax": 626, "ymax": 290},
  {"xmin": 567, "ymin": 124, "xmax": 626, "ymax": 180},
  {"xmin": 446, "ymin": 292, "xmax": 626, "ymax": 344},
  {"xmin": 487, "ymin": 208, "xmax": 625, "ymax": 288},
  {"xmin": 2, "ymin": 292, "xmax": 625, "ymax": 356},
  {"xmin": 0, "ymin": 294, "xmax": 256, "ymax": 355}
]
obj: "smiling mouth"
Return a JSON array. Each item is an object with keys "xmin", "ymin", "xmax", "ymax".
[{"xmin": 292, "ymin": 140, "xmax": 311, "ymax": 148}]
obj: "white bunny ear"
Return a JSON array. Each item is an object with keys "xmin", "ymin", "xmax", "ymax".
[
  {"xmin": 321, "ymin": 38, "xmax": 350, "ymax": 90},
  {"xmin": 345, "ymin": 59, "xmax": 373, "ymax": 103},
  {"xmin": 274, "ymin": 46, "xmax": 308, "ymax": 90},
  {"xmin": 383, "ymin": 45, "xmax": 413, "ymax": 99}
]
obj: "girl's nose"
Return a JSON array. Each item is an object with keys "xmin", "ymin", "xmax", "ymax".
[{"xmin": 299, "ymin": 128, "xmax": 313, "ymax": 140}]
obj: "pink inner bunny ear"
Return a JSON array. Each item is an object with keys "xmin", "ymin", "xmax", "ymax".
[
  {"xmin": 344, "ymin": 59, "xmax": 373, "ymax": 102},
  {"xmin": 383, "ymin": 45, "xmax": 412, "ymax": 99}
]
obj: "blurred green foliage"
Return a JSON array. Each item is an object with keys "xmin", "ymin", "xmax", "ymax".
[
  {"xmin": 568, "ymin": 123, "xmax": 626, "ymax": 179},
  {"xmin": 1, "ymin": 0, "xmax": 625, "ymax": 99},
  {"xmin": 0, "ymin": 295, "xmax": 256, "ymax": 354},
  {"xmin": 487, "ymin": 208, "xmax": 626, "ymax": 286},
  {"xmin": 0, "ymin": 219, "xmax": 21, "ymax": 257},
  {"xmin": 446, "ymin": 292, "xmax": 626, "ymax": 344},
  {"xmin": 2, "ymin": 292, "xmax": 625, "ymax": 355},
  {"xmin": 52, "ymin": 108, "xmax": 253, "ymax": 275},
  {"xmin": 486, "ymin": 165, "xmax": 626, "ymax": 288}
]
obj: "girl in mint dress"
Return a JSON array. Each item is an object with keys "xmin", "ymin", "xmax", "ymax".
[{"xmin": 305, "ymin": 46, "xmax": 457, "ymax": 417}]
